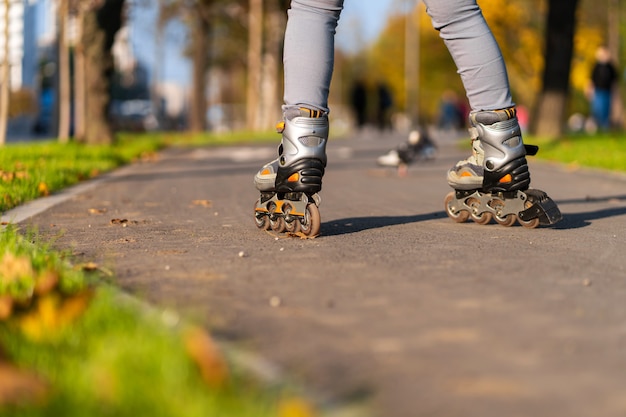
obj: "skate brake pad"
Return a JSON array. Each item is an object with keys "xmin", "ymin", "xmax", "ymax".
[{"xmin": 524, "ymin": 144, "xmax": 539, "ymax": 156}]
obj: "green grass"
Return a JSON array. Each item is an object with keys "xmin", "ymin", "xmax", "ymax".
[
  {"xmin": 0, "ymin": 289, "xmax": 281, "ymax": 417},
  {"xmin": 0, "ymin": 131, "xmax": 278, "ymax": 213},
  {"xmin": 531, "ymin": 132, "xmax": 626, "ymax": 172}
]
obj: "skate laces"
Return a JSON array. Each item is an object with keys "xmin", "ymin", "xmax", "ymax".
[{"xmin": 277, "ymin": 107, "xmax": 327, "ymax": 133}]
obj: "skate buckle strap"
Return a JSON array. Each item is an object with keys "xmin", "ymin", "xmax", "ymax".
[{"xmin": 518, "ymin": 189, "xmax": 563, "ymax": 226}]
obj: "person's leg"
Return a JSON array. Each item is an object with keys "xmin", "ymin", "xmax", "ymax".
[
  {"xmin": 593, "ymin": 89, "xmax": 611, "ymax": 129},
  {"xmin": 423, "ymin": 0, "xmax": 528, "ymax": 193},
  {"xmin": 424, "ymin": 0, "xmax": 561, "ymax": 226},
  {"xmin": 255, "ymin": 0, "xmax": 343, "ymax": 194},
  {"xmin": 254, "ymin": 0, "xmax": 343, "ymax": 236},
  {"xmin": 283, "ymin": 0, "xmax": 343, "ymax": 113}
]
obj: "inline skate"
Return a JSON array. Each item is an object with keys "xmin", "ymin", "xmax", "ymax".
[
  {"xmin": 253, "ymin": 107, "xmax": 328, "ymax": 237},
  {"xmin": 444, "ymin": 108, "xmax": 562, "ymax": 228}
]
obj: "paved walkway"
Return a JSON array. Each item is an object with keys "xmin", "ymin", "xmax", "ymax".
[{"xmin": 6, "ymin": 130, "xmax": 626, "ymax": 417}]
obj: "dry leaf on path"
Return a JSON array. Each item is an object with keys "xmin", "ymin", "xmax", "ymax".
[{"xmin": 191, "ymin": 200, "xmax": 213, "ymax": 208}]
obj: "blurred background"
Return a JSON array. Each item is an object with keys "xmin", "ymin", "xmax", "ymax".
[{"xmin": 0, "ymin": 0, "xmax": 623, "ymax": 144}]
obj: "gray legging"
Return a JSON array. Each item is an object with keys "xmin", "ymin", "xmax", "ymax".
[{"xmin": 283, "ymin": 0, "xmax": 513, "ymax": 114}]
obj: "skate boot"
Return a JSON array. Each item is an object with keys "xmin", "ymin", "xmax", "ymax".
[
  {"xmin": 444, "ymin": 107, "xmax": 562, "ymax": 228},
  {"xmin": 253, "ymin": 107, "xmax": 328, "ymax": 236}
]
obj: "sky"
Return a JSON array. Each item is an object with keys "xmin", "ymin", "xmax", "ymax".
[
  {"xmin": 128, "ymin": 0, "xmax": 398, "ymax": 88},
  {"xmin": 337, "ymin": 0, "xmax": 397, "ymax": 52}
]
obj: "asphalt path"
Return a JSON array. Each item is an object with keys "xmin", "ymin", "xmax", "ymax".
[{"xmin": 8, "ymin": 129, "xmax": 626, "ymax": 417}]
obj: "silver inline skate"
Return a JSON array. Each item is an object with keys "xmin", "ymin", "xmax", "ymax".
[
  {"xmin": 444, "ymin": 108, "xmax": 562, "ymax": 228},
  {"xmin": 253, "ymin": 108, "xmax": 328, "ymax": 236}
]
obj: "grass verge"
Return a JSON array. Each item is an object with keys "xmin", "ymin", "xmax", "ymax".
[
  {"xmin": 530, "ymin": 132, "xmax": 626, "ymax": 173},
  {"xmin": 0, "ymin": 228, "xmax": 308, "ymax": 417},
  {"xmin": 0, "ymin": 132, "xmax": 314, "ymax": 416}
]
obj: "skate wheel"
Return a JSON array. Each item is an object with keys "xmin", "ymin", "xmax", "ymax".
[
  {"xmin": 495, "ymin": 213, "xmax": 516, "ymax": 227},
  {"xmin": 270, "ymin": 216, "xmax": 286, "ymax": 232},
  {"xmin": 489, "ymin": 198, "xmax": 516, "ymax": 227},
  {"xmin": 299, "ymin": 203, "xmax": 321, "ymax": 237},
  {"xmin": 282, "ymin": 203, "xmax": 301, "ymax": 233},
  {"xmin": 444, "ymin": 192, "xmax": 469, "ymax": 223},
  {"xmin": 518, "ymin": 217, "xmax": 540, "ymax": 229},
  {"xmin": 471, "ymin": 211, "xmax": 492, "ymax": 225},
  {"xmin": 466, "ymin": 196, "xmax": 492, "ymax": 225},
  {"xmin": 518, "ymin": 200, "xmax": 540, "ymax": 229},
  {"xmin": 254, "ymin": 201, "xmax": 270, "ymax": 230},
  {"xmin": 285, "ymin": 218, "xmax": 300, "ymax": 233}
]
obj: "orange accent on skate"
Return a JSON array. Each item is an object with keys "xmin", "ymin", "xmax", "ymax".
[
  {"xmin": 276, "ymin": 121, "xmax": 285, "ymax": 132},
  {"xmin": 288, "ymin": 173, "xmax": 300, "ymax": 182},
  {"xmin": 261, "ymin": 168, "xmax": 271, "ymax": 175},
  {"xmin": 499, "ymin": 174, "xmax": 512, "ymax": 183},
  {"xmin": 460, "ymin": 172, "xmax": 473, "ymax": 177}
]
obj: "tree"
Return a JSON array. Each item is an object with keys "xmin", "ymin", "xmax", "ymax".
[
  {"xmin": 245, "ymin": 0, "xmax": 261, "ymax": 130},
  {"xmin": 158, "ymin": 0, "xmax": 237, "ymax": 133},
  {"xmin": 75, "ymin": 0, "xmax": 125, "ymax": 144},
  {"xmin": 533, "ymin": 0, "xmax": 580, "ymax": 137},
  {"xmin": 0, "ymin": 0, "xmax": 10, "ymax": 146},
  {"xmin": 57, "ymin": 0, "xmax": 71, "ymax": 143}
]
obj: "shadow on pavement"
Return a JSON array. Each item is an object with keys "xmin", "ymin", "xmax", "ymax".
[
  {"xmin": 554, "ymin": 207, "xmax": 626, "ymax": 229},
  {"xmin": 552, "ymin": 194, "xmax": 626, "ymax": 229},
  {"xmin": 322, "ymin": 211, "xmax": 444, "ymax": 236}
]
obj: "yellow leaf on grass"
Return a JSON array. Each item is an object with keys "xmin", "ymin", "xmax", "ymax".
[
  {"xmin": 0, "ymin": 297, "xmax": 13, "ymax": 320},
  {"xmin": 278, "ymin": 397, "xmax": 317, "ymax": 417},
  {"xmin": 34, "ymin": 270, "xmax": 59, "ymax": 296},
  {"xmin": 38, "ymin": 182, "xmax": 49, "ymax": 196},
  {"xmin": 18, "ymin": 291, "xmax": 92, "ymax": 341},
  {"xmin": 0, "ymin": 253, "xmax": 34, "ymax": 284},
  {"xmin": 0, "ymin": 360, "xmax": 49, "ymax": 405},
  {"xmin": 183, "ymin": 326, "xmax": 229, "ymax": 388}
]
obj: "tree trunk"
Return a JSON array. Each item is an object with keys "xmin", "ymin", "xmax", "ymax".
[
  {"xmin": 0, "ymin": 0, "xmax": 10, "ymax": 146},
  {"xmin": 57, "ymin": 0, "xmax": 71, "ymax": 143},
  {"xmin": 532, "ymin": 0, "xmax": 579, "ymax": 138},
  {"xmin": 78, "ymin": 0, "xmax": 124, "ymax": 145},
  {"xmin": 259, "ymin": 0, "xmax": 284, "ymax": 129},
  {"xmin": 246, "ymin": 0, "xmax": 262, "ymax": 130},
  {"xmin": 188, "ymin": 11, "xmax": 209, "ymax": 133},
  {"xmin": 74, "ymin": 37, "xmax": 86, "ymax": 140}
]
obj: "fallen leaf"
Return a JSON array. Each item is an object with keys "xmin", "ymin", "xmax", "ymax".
[
  {"xmin": 278, "ymin": 397, "xmax": 317, "ymax": 417},
  {"xmin": 183, "ymin": 326, "xmax": 229, "ymax": 388},
  {"xmin": 18, "ymin": 291, "xmax": 92, "ymax": 341},
  {"xmin": 0, "ymin": 360, "xmax": 49, "ymax": 405},
  {"xmin": 110, "ymin": 218, "xmax": 128, "ymax": 225},
  {"xmin": 34, "ymin": 270, "xmax": 59, "ymax": 296},
  {"xmin": 0, "ymin": 297, "xmax": 13, "ymax": 320},
  {"xmin": 0, "ymin": 253, "xmax": 34, "ymax": 284},
  {"xmin": 88, "ymin": 208, "xmax": 107, "ymax": 215},
  {"xmin": 74, "ymin": 262, "xmax": 113, "ymax": 276},
  {"xmin": 191, "ymin": 200, "xmax": 213, "ymax": 208},
  {"xmin": 38, "ymin": 182, "xmax": 49, "ymax": 196},
  {"xmin": 286, "ymin": 232, "xmax": 318, "ymax": 240}
]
